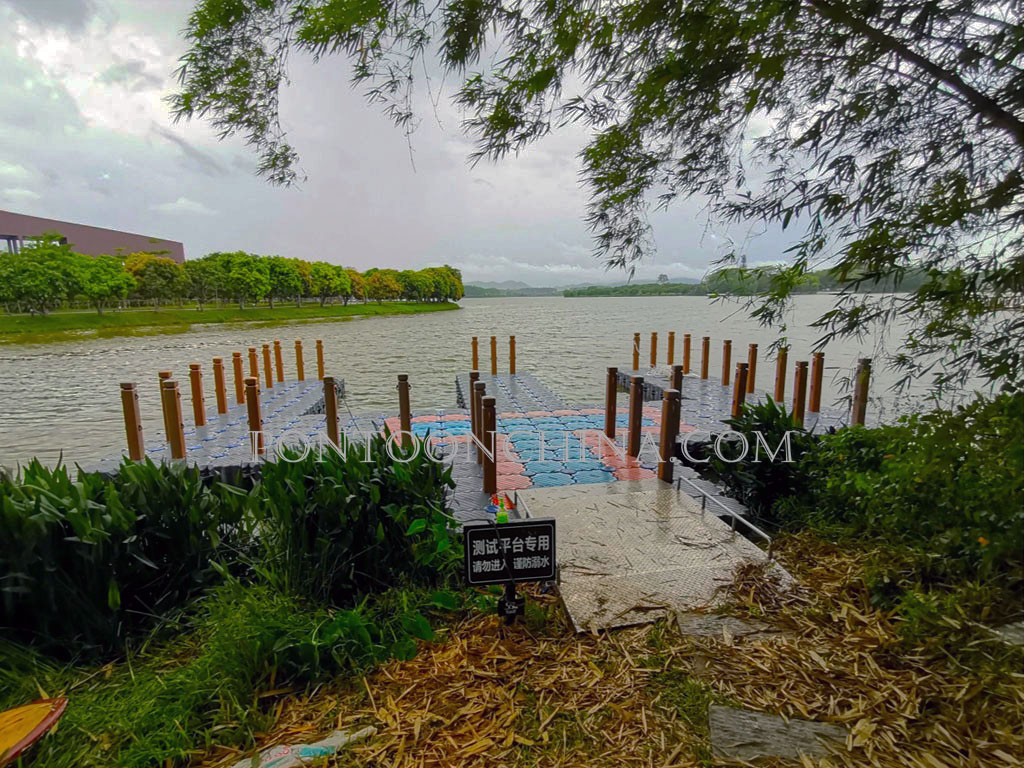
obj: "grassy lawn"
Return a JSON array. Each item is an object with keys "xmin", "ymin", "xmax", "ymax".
[{"xmin": 0, "ymin": 302, "xmax": 459, "ymax": 344}]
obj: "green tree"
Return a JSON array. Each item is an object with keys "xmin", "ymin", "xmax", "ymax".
[
  {"xmin": 309, "ymin": 261, "xmax": 350, "ymax": 306},
  {"xmin": 265, "ymin": 255, "xmax": 303, "ymax": 309},
  {"xmin": 184, "ymin": 256, "xmax": 219, "ymax": 310},
  {"xmin": 126, "ymin": 253, "xmax": 186, "ymax": 308},
  {"xmin": 225, "ymin": 252, "xmax": 270, "ymax": 309},
  {"xmin": 0, "ymin": 238, "xmax": 79, "ymax": 314},
  {"xmin": 365, "ymin": 270, "xmax": 402, "ymax": 303},
  {"xmin": 292, "ymin": 257, "xmax": 313, "ymax": 306},
  {"xmin": 172, "ymin": 0, "xmax": 1024, "ymax": 392},
  {"xmin": 344, "ymin": 268, "xmax": 365, "ymax": 304},
  {"xmin": 76, "ymin": 254, "xmax": 135, "ymax": 314}
]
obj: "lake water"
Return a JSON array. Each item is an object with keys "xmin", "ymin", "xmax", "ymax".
[{"xmin": 0, "ymin": 295, "xmax": 971, "ymax": 468}]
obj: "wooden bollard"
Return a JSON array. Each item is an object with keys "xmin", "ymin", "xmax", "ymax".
[
  {"xmin": 262, "ymin": 344, "xmax": 274, "ymax": 389},
  {"xmin": 295, "ymin": 339, "xmax": 305, "ymax": 381},
  {"xmin": 159, "ymin": 370, "xmax": 172, "ymax": 381},
  {"xmin": 809, "ymin": 352, "xmax": 824, "ymax": 412},
  {"xmin": 604, "ymin": 366, "xmax": 618, "ymax": 439},
  {"xmin": 231, "ymin": 353, "xmax": 245, "ymax": 404},
  {"xmin": 244, "ymin": 376, "xmax": 264, "ymax": 455},
  {"xmin": 490, "ymin": 335, "xmax": 497, "ymax": 376},
  {"xmin": 469, "ymin": 370, "xmax": 480, "ymax": 447},
  {"xmin": 667, "ymin": 331, "xmax": 675, "ymax": 366},
  {"xmin": 323, "ymin": 376, "xmax": 339, "ymax": 446},
  {"xmin": 472, "ymin": 336, "xmax": 479, "ymax": 370},
  {"xmin": 657, "ymin": 389, "xmax": 681, "ymax": 483},
  {"xmin": 632, "ymin": 333, "xmax": 641, "ymax": 370},
  {"xmin": 273, "ymin": 340, "xmax": 285, "ymax": 383},
  {"xmin": 793, "ymin": 361, "xmax": 808, "ymax": 427},
  {"xmin": 509, "ymin": 336, "xmax": 516, "ymax": 375},
  {"xmin": 721, "ymin": 340, "xmax": 732, "ymax": 385},
  {"xmin": 473, "ymin": 380, "xmax": 486, "ymax": 464},
  {"xmin": 189, "ymin": 363, "xmax": 207, "ymax": 426},
  {"xmin": 628, "ymin": 375, "xmax": 644, "ymax": 458},
  {"xmin": 316, "ymin": 339, "xmax": 325, "ymax": 380},
  {"xmin": 160, "ymin": 379, "xmax": 186, "ymax": 459},
  {"xmin": 700, "ymin": 337, "xmax": 710, "ymax": 379},
  {"xmin": 120, "ymin": 382, "xmax": 144, "ymax": 461},
  {"xmin": 774, "ymin": 346, "xmax": 788, "ymax": 402},
  {"xmin": 747, "ymin": 343, "xmax": 758, "ymax": 393},
  {"xmin": 650, "ymin": 332, "xmax": 658, "ymax": 367},
  {"xmin": 481, "ymin": 395, "xmax": 497, "ymax": 494},
  {"xmin": 852, "ymin": 358, "xmax": 871, "ymax": 426},
  {"xmin": 397, "ymin": 374, "xmax": 412, "ymax": 448},
  {"xmin": 731, "ymin": 363, "xmax": 749, "ymax": 417},
  {"xmin": 248, "ymin": 347, "xmax": 259, "ymax": 379},
  {"xmin": 213, "ymin": 357, "xmax": 228, "ymax": 414},
  {"xmin": 158, "ymin": 371, "xmax": 173, "ymax": 446},
  {"xmin": 670, "ymin": 364, "xmax": 683, "ymax": 392},
  {"xmin": 683, "ymin": 333, "xmax": 691, "ymax": 374}
]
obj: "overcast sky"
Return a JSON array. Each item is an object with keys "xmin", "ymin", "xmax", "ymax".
[{"xmin": 1, "ymin": 0, "xmax": 791, "ymax": 286}]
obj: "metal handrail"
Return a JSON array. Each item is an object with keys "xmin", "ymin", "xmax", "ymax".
[{"xmin": 674, "ymin": 474, "xmax": 774, "ymax": 560}]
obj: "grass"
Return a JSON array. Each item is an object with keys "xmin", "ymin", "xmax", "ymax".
[{"xmin": 0, "ymin": 301, "xmax": 459, "ymax": 344}]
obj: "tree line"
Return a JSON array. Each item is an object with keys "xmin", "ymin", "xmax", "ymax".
[{"xmin": 0, "ymin": 236, "xmax": 463, "ymax": 314}]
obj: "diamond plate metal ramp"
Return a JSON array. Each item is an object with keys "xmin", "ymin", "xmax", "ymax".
[{"xmin": 515, "ymin": 479, "xmax": 788, "ymax": 632}]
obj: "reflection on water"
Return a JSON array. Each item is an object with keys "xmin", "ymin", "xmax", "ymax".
[{"xmin": 0, "ymin": 296, "xmax": 980, "ymax": 467}]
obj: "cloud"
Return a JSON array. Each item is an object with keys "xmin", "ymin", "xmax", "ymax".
[
  {"xmin": 5, "ymin": 0, "xmax": 103, "ymax": 33},
  {"xmin": 150, "ymin": 196, "xmax": 218, "ymax": 216},
  {"xmin": 97, "ymin": 57, "xmax": 163, "ymax": 91},
  {"xmin": 2, "ymin": 188, "xmax": 41, "ymax": 204},
  {"xmin": 151, "ymin": 124, "xmax": 228, "ymax": 176}
]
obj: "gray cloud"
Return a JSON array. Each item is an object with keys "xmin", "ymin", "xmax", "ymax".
[
  {"xmin": 5, "ymin": 0, "xmax": 102, "ymax": 32},
  {"xmin": 98, "ymin": 58, "xmax": 163, "ymax": 91},
  {"xmin": 150, "ymin": 124, "xmax": 228, "ymax": 177}
]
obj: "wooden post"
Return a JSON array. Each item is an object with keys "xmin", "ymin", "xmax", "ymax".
[
  {"xmin": 397, "ymin": 374, "xmax": 412, "ymax": 448},
  {"xmin": 667, "ymin": 331, "xmax": 675, "ymax": 366},
  {"xmin": 632, "ymin": 333, "xmax": 641, "ymax": 370},
  {"xmin": 316, "ymin": 339, "xmax": 325, "ymax": 380},
  {"xmin": 244, "ymin": 376, "xmax": 264, "ymax": 455},
  {"xmin": 670, "ymin": 364, "xmax": 683, "ymax": 393},
  {"xmin": 120, "ymin": 382, "xmax": 144, "ymax": 461},
  {"xmin": 295, "ymin": 339, "xmax": 305, "ymax": 381},
  {"xmin": 793, "ymin": 361, "xmax": 808, "ymax": 427},
  {"xmin": 721, "ymin": 340, "xmax": 732, "ymax": 385},
  {"xmin": 731, "ymin": 363, "xmax": 749, "ymax": 417},
  {"xmin": 323, "ymin": 376, "xmax": 339, "ymax": 446},
  {"xmin": 809, "ymin": 352, "xmax": 824, "ymax": 412},
  {"xmin": 212, "ymin": 357, "xmax": 228, "ymax": 414},
  {"xmin": 472, "ymin": 336, "xmax": 479, "ymax": 370},
  {"xmin": 658, "ymin": 389, "xmax": 681, "ymax": 483},
  {"xmin": 700, "ymin": 336, "xmax": 710, "ymax": 379},
  {"xmin": 232, "ymin": 353, "xmax": 245, "ymax": 405},
  {"xmin": 160, "ymin": 379, "xmax": 186, "ymax": 460},
  {"xmin": 189, "ymin": 363, "xmax": 207, "ymax": 427},
  {"xmin": 774, "ymin": 346, "xmax": 788, "ymax": 402},
  {"xmin": 650, "ymin": 332, "xmax": 658, "ymax": 367},
  {"xmin": 159, "ymin": 370, "xmax": 172, "ymax": 382},
  {"xmin": 262, "ymin": 344, "xmax": 274, "ymax": 389},
  {"xmin": 248, "ymin": 347, "xmax": 259, "ymax": 380},
  {"xmin": 683, "ymin": 333, "xmax": 692, "ymax": 374},
  {"xmin": 482, "ymin": 395, "xmax": 497, "ymax": 494},
  {"xmin": 469, "ymin": 371, "xmax": 480, "ymax": 448},
  {"xmin": 852, "ymin": 358, "xmax": 871, "ymax": 426},
  {"xmin": 273, "ymin": 340, "xmax": 285, "ymax": 383},
  {"xmin": 747, "ymin": 343, "xmax": 758, "ymax": 393},
  {"xmin": 490, "ymin": 335, "xmax": 497, "ymax": 376},
  {"xmin": 509, "ymin": 336, "xmax": 516, "ymax": 375},
  {"xmin": 158, "ymin": 372, "xmax": 173, "ymax": 448},
  {"xmin": 604, "ymin": 366, "xmax": 618, "ymax": 439},
  {"xmin": 473, "ymin": 381, "xmax": 486, "ymax": 464},
  {"xmin": 628, "ymin": 375, "xmax": 644, "ymax": 458}
]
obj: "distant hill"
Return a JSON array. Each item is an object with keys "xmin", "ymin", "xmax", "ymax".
[{"xmin": 463, "ymin": 284, "xmax": 562, "ymax": 297}]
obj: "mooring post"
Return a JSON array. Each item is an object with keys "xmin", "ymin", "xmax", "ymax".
[
  {"xmin": 490, "ymin": 335, "xmax": 497, "ymax": 376},
  {"xmin": 232, "ymin": 353, "xmax": 245, "ymax": 405},
  {"xmin": 188, "ymin": 363, "xmax": 207, "ymax": 427},
  {"xmin": 397, "ymin": 374, "xmax": 412, "ymax": 449},
  {"xmin": 747, "ymin": 344, "xmax": 758, "ymax": 393},
  {"xmin": 158, "ymin": 371, "xmax": 173, "ymax": 445},
  {"xmin": 670, "ymin": 363, "xmax": 683, "ymax": 393},
  {"xmin": 731, "ymin": 363, "xmax": 749, "ymax": 417},
  {"xmin": 793, "ymin": 361, "xmax": 808, "ymax": 427},
  {"xmin": 852, "ymin": 358, "xmax": 871, "ymax": 426},
  {"xmin": 248, "ymin": 347, "xmax": 259, "ymax": 380},
  {"xmin": 323, "ymin": 376, "xmax": 339, "ymax": 446},
  {"xmin": 650, "ymin": 332, "xmax": 658, "ymax": 367},
  {"xmin": 295, "ymin": 339, "xmax": 305, "ymax": 381},
  {"xmin": 700, "ymin": 336, "xmax": 710, "ymax": 379},
  {"xmin": 509, "ymin": 335, "xmax": 516, "ymax": 375},
  {"xmin": 628, "ymin": 375, "xmax": 644, "ymax": 458},
  {"xmin": 159, "ymin": 370, "xmax": 172, "ymax": 382},
  {"xmin": 120, "ymin": 382, "xmax": 144, "ymax": 460},
  {"xmin": 721, "ymin": 340, "xmax": 732, "ymax": 385},
  {"xmin": 469, "ymin": 370, "xmax": 480, "ymax": 444},
  {"xmin": 658, "ymin": 388, "xmax": 681, "ymax": 483},
  {"xmin": 667, "ymin": 331, "xmax": 675, "ymax": 366},
  {"xmin": 809, "ymin": 352, "xmax": 824, "ymax": 412},
  {"xmin": 683, "ymin": 333, "xmax": 692, "ymax": 374},
  {"xmin": 471, "ymin": 336, "xmax": 479, "ymax": 370},
  {"xmin": 632, "ymin": 333, "xmax": 641, "ymax": 370},
  {"xmin": 604, "ymin": 366, "xmax": 618, "ymax": 439},
  {"xmin": 473, "ymin": 380, "xmax": 486, "ymax": 464},
  {"xmin": 774, "ymin": 346, "xmax": 788, "ymax": 402},
  {"xmin": 160, "ymin": 379, "xmax": 187, "ymax": 460},
  {"xmin": 316, "ymin": 339, "xmax": 325, "ymax": 380},
  {"xmin": 273, "ymin": 340, "xmax": 285, "ymax": 383},
  {"xmin": 482, "ymin": 395, "xmax": 497, "ymax": 494},
  {"xmin": 244, "ymin": 376, "xmax": 264, "ymax": 455},
  {"xmin": 262, "ymin": 344, "xmax": 274, "ymax": 389},
  {"xmin": 212, "ymin": 357, "xmax": 228, "ymax": 414}
]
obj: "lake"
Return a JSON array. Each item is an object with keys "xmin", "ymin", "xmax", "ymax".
[{"xmin": 0, "ymin": 295, "xmax": 971, "ymax": 468}]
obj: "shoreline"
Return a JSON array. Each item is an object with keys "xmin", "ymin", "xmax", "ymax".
[{"xmin": 0, "ymin": 301, "xmax": 460, "ymax": 345}]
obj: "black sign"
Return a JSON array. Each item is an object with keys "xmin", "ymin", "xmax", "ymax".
[{"xmin": 464, "ymin": 518, "xmax": 557, "ymax": 586}]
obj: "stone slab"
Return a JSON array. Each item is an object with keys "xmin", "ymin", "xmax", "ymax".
[{"xmin": 708, "ymin": 705, "xmax": 847, "ymax": 761}]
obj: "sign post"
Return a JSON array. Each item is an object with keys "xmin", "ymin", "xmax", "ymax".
[{"xmin": 464, "ymin": 518, "xmax": 557, "ymax": 623}]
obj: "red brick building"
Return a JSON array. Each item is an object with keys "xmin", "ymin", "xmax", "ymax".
[{"xmin": 0, "ymin": 210, "xmax": 185, "ymax": 263}]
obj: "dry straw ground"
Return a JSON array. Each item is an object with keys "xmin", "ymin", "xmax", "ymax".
[{"xmin": 197, "ymin": 534, "xmax": 1023, "ymax": 768}]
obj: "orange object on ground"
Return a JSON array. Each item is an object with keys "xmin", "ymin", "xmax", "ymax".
[{"xmin": 0, "ymin": 698, "xmax": 67, "ymax": 765}]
